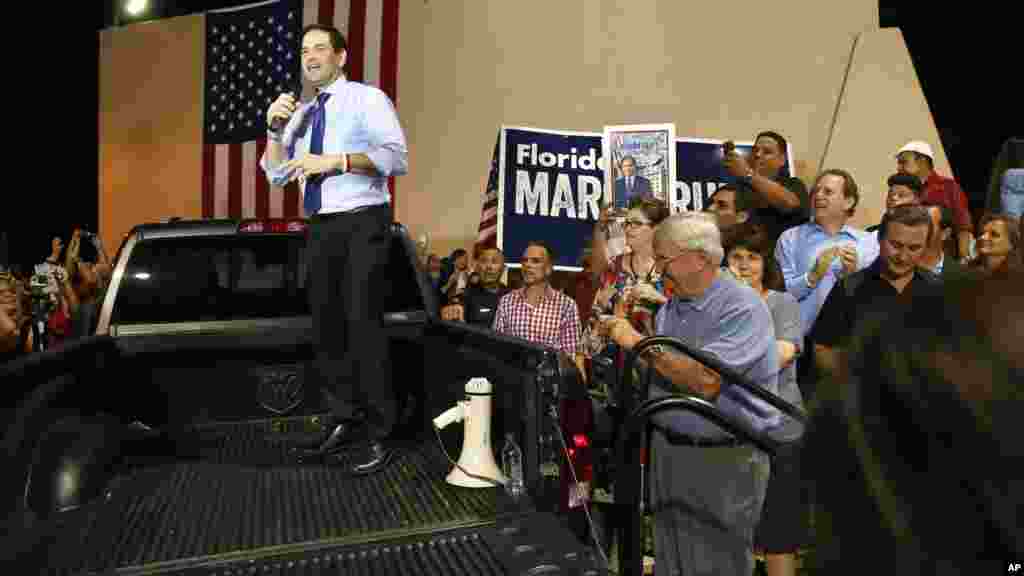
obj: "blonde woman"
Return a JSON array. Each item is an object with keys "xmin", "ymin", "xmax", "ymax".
[{"xmin": 969, "ymin": 213, "xmax": 1020, "ymax": 275}]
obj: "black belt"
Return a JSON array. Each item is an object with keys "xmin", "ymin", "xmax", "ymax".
[
  {"xmin": 315, "ymin": 203, "xmax": 388, "ymax": 219},
  {"xmin": 659, "ymin": 428, "xmax": 747, "ymax": 448}
]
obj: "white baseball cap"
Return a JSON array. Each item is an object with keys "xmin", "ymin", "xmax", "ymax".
[{"xmin": 896, "ymin": 140, "xmax": 934, "ymax": 160}]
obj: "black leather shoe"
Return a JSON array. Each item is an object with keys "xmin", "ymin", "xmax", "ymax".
[
  {"xmin": 327, "ymin": 439, "xmax": 394, "ymax": 475},
  {"xmin": 291, "ymin": 421, "xmax": 364, "ymax": 460}
]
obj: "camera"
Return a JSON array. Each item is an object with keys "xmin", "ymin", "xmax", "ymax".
[
  {"xmin": 29, "ymin": 273, "xmax": 49, "ymax": 299},
  {"xmin": 29, "ymin": 273, "xmax": 55, "ymax": 316}
]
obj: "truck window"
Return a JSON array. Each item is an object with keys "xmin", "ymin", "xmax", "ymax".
[{"xmin": 111, "ymin": 235, "xmax": 308, "ymax": 324}]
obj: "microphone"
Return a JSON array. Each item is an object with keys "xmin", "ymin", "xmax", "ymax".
[{"xmin": 269, "ymin": 81, "xmax": 304, "ymax": 133}]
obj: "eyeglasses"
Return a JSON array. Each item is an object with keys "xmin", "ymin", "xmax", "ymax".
[
  {"xmin": 624, "ymin": 220, "xmax": 652, "ymax": 229},
  {"xmin": 653, "ymin": 252, "xmax": 685, "ymax": 268},
  {"xmin": 520, "ymin": 257, "xmax": 547, "ymax": 265}
]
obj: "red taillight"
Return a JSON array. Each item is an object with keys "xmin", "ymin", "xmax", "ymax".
[
  {"xmin": 238, "ymin": 221, "xmax": 264, "ymax": 233},
  {"xmin": 560, "ymin": 398, "xmax": 594, "ymax": 512},
  {"xmin": 238, "ymin": 219, "xmax": 307, "ymax": 233}
]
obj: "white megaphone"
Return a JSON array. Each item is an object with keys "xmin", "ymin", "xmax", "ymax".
[{"xmin": 433, "ymin": 377, "xmax": 506, "ymax": 488}]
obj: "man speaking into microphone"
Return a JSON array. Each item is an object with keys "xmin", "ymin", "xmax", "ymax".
[{"xmin": 260, "ymin": 24, "xmax": 408, "ymax": 475}]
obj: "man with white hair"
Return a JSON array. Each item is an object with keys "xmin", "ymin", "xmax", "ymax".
[{"xmin": 600, "ymin": 212, "xmax": 781, "ymax": 575}]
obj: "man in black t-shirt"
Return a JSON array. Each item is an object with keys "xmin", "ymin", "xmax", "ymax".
[
  {"xmin": 440, "ymin": 246, "xmax": 508, "ymax": 328},
  {"xmin": 811, "ymin": 206, "xmax": 942, "ymax": 377},
  {"xmin": 802, "ymin": 264, "xmax": 1024, "ymax": 575},
  {"xmin": 723, "ymin": 130, "xmax": 809, "ymax": 248}
]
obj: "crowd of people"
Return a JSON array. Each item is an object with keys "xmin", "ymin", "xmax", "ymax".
[
  {"xmin": 0, "ymin": 229, "xmax": 112, "ymax": 363},
  {"xmin": 5, "ymin": 17, "xmax": 1020, "ymax": 574},
  {"xmin": 420, "ymin": 133, "xmax": 1022, "ymax": 575},
  {"xmin": 3, "ymin": 122, "xmax": 1021, "ymax": 573}
]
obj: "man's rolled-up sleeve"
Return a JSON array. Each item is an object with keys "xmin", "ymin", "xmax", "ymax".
[
  {"xmin": 363, "ymin": 88, "xmax": 409, "ymax": 178},
  {"xmin": 259, "ymin": 148, "xmax": 292, "ymax": 188},
  {"xmin": 776, "ymin": 229, "xmax": 814, "ymax": 302},
  {"xmin": 259, "ymin": 111, "xmax": 304, "ymax": 187}
]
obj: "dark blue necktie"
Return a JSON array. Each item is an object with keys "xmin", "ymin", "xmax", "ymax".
[{"xmin": 303, "ymin": 92, "xmax": 331, "ymax": 216}]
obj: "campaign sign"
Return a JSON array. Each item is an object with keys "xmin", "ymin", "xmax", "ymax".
[{"xmin": 496, "ymin": 126, "xmax": 790, "ymax": 271}]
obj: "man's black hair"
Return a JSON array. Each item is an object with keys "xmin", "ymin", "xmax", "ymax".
[
  {"xmin": 302, "ymin": 24, "xmax": 348, "ymax": 53},
  {"xmin": 525, "ymin": 240, "xmax": 556, "ymax": 262},
  {"xmin": 886, "ymin": 172, "xmax": 924, "ymax": 197}
]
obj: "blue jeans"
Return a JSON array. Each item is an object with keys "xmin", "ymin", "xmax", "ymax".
[{"xmin": 1001, "ymin": 169, "xmax": 1024, "ymax": 218}]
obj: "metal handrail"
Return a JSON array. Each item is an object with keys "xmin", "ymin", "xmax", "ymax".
[
  {"xmin": 614, "ymin": 335, "xmax": 807, "ymax": 576},
  {"xmin": 621, "ymin": 335, "xmax": 808, "ymax": 424}
]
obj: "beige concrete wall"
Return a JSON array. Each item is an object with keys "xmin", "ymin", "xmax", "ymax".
[
  {"xmin": 96, "ymin": 3, "xmax": 946, "ymax": 261},
  {"xmin": 820, "ymin": 27, "xmax": 952, "ymax": 229},
  {"xmin": 98, "ymin": 15, "xmax": 205, "ymax": 253},
  {"xmin": 396, "ymin": 0, "xmax": 880, "ymax": 258}
]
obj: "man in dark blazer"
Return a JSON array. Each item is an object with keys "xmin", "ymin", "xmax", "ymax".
[
  {"xmin": 920, "ymin": 202, "xmax": 966, "ymax": 281},
  {"xmin": 614, "ymin": 155, "xmax": 653, "ymax": 206}
]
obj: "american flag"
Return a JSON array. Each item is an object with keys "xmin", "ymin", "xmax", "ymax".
[
  {"xmin": 202, "ymin": 0, "xmax": 400, "ymax": 220},
  {"xmin": 475, "ymin": 134, "xmax": 501, "ymax": 250}
]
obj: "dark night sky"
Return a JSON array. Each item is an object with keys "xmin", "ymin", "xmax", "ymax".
[{"xmin": 3, "ymin": 2, "xmax": 1018, "ymax": 271}]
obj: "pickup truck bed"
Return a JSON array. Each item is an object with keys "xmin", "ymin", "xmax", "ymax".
[
  {"xmin": 6, "ymin": 380, "xmax": 601, "ymax": 576},
  {"xmin": 23, "ymin": 413, "xmax": 527, "ymax": 575},
  {"xmin": 2, "ymin": 220, "xmax": 604, "ymax": 575},
  {"xmin": 2, "ymin": 322, "xmax": 599, "ymax": 576}
]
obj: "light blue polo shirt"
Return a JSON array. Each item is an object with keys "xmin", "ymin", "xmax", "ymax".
[{"xmin": 650, "ymin": 273, "xmax": 781, "ymax": 440}]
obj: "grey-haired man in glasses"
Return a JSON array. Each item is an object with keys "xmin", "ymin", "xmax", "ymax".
[{"xmin": 599, "ymin": 212, "xmax": 781, "ymax": 575}]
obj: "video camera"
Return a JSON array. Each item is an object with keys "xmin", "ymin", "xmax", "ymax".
[
  {"xmin": 27, "ymin": 268, "xmax": 59, "ymax": 352},
  {"xmin": 29, "ymin": 272, "xmax": 51, "ymax": 303},
  {"xmin": 30, "ymin": 263, "xmax": 64, "ymax": 313}
]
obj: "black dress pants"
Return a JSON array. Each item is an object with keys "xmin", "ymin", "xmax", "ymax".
[{"xmin": 306, "ymin": 203, "xmax": 395, "ymax": 441}]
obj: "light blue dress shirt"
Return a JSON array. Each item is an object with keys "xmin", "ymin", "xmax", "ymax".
[
  {"xmin": 775, "ymin": 222, "xmax": 879, "ymax": 337},
  {"xmin": 260, "ymin": 76, "xmax": 408, "ymax": 215}
]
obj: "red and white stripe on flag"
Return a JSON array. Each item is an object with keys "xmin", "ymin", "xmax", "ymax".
[
  {"xmin": 475, "ymin": 135, "xmax": 501, "ymax": 249},
  {"xmin": 476, "ymin": 189, "xmax": 498, "ymax": 247},
  {"xmin": 202, "ymin": 0, "xmax": 400, "ymax": 220}
]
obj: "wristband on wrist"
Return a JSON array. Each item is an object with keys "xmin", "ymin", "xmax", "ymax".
[
  {"xmin": 341, "ymin": 153, "xmax": 349, "ymax": 173},
  {"xmin": 642, "ymin": 344, "xmax": 667, "ymax": 359}
]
